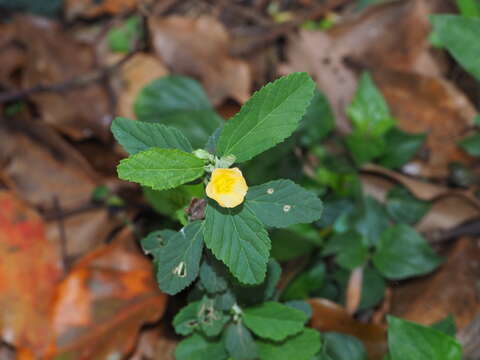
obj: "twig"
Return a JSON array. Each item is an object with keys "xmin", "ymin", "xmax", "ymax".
[
  {"xmin": 0, "ymin": 47, "xmax": 138, "ymax": 104},
  {"xmin": 232, "ymin": 0, "xmax": 353, "ymax": 56}
]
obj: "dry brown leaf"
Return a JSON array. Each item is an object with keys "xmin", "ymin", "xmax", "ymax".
[
  {"xmin": 129, "ymin": 325, "xmax": 177, "ymax": 360},
  {"xmin": 13, "ymin": 16, "xmax": 111, "ymax": 141},
  {"xmin": 149, "ymin": 15, "xmax": 251, "ymax": 105},
  {"xmin": 0, "ymin": 191, "xmax": 62, "ymax": 354},
  {"xmin": 46, "ymin": 228, "xmax": 167, "ymax": 359},
  {"xmin": 345, "ymin": 266, "xmax": 363, "ymax": 315},
  {"xmin": 116, "ymin": 53, "xmax": 169, "ymax": 119},
  {"xmin": 309, "ymin": 298, "xmax": 387, "ymax": 359},
  {"xmin": 391, "ymin": 237, "xmax": 480, "ymax": 330},
  {"xmin": 0, "ymin": 116, "xmax": 123, "ymax": 257},
  {"xmin": 65, "ymin": 0, "xmax": 139, "ymax": 19},
  {"xmin": 374, "ymin": 70, "xmax": 476, "ymax": 178}
]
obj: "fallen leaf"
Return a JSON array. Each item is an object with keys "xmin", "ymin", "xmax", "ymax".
[
  {"xmin": 309, "ymin": 298, "xmax": 387, "ymax": 359},
  {"xmin": 13, "ymin": 15, "xmax": 111, "ymax": 141},
  {"xmin": 391, "ymin": 237, "xmax": 480, "ymax": 330},
  {"xmin": 149, "ymin": 15, "xmax": 252, "ymax": 105},
  {"xmin": 0, "ymin": 191, "xmax": 62, "ymax": 354},
  {"xmin": 116, "ymin": 53, "xmax": 169, "ymax": 120},
  {"xmin": 47, "ymin": 228, "xmax": 168, "ymax": 359},
  {"xmin": 0, "ymin": 115, "xmax": 122, "ymax": 257},
  {"xmin": 128, "ymin": 325, "xmax": 177, "ymax": 360},
  {"xmin": 65, "ymin": 0, "xmax": 139, "ymax": 19}
]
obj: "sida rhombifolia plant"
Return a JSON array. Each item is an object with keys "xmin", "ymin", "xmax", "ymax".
[{"xmin": 111, "ymin": 72, "xmax": 325, "ymax": 360}]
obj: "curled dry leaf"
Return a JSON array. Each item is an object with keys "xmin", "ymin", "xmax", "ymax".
[
  {"xmin": 283, "ymin": 0, "xmax": 436, "ymax": 132},
  {"xmin": 48, "ymin": 228, "xmax": 168, "ymax": 359},
  {"xmin": 309, "ymin": 298, "xmax": 387, "ymax": 360},
  {"xmin": 12, "ymin": 16, "xmax": 111, "ymax": 141},
  {"xmin": 149, "ymin": 15, "xmax": 251, "ymax": 105},
  {"xmin": 116, "ymin": 53, "xmax": 169, "ymax": 120},
  {"xmin": 0, "ymin": 191, "xmax": 62, "ymax": 354},
  {"xmin": 391, "ymin": 237, "xmax": 480, "ymax": 330}
]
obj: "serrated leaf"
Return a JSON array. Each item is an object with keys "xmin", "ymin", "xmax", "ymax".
[
  {"xmin": 156, "ymin": 221, "xmax": 204, "ymax": 295},
  {"xmin": 173, "ymin": 301, "xmax": 201, "ymax": 336},
  {"xmin": 372, "ymin": 225, "xmax": 442, "ymax": 280},
  {"xmin": 111, "ymin": 117, "xmax": 192, "ymax": 155},
  {"xmin": 245, "ymin": 179, "xmax": 323, "ymax": 228},
  {"xmin": 224, "ymin": 322, "xmax": 258, "ymax": 360},
  {"xmin": 217, "ymin": 72, "xmax": 316, "ymax": 163},
  {"xmin": 387, "ymin": 316, "xmax": 462, "ymax": 360},
  {"xmin": 140, "ymin": 229, "xmax": 176, "ymax": 259},
  {"xmin": 199, "ymin": 254, "xmax": 229, "ymax": 294},
  {"xmin": 203, "ymin": 202, "xmax": 271, "ymax": 285},
  {"xmin": 257, "ymin": 328, "xmax": 322, "ymax": 360},
  {"xmin": 117, "ymin": 148, "xmax": 205, "ymax": 191},
  {"xmin": 134, "ymin": 76, "xmax": 222, "ymax": 148},
  {"xmin": 430, "ymin": 15, "xmax": 480, "ymax": 81},
  {"xmin": 175, "ymin": 334, "xmax": 227, "ymax": 360},
  {"xmin": 347, "ymin": 72, "xmax": 395, "ymax": 137},
  {"xmin": 243, "ymin": 301, "xmax": 307, "ymax": 341}
]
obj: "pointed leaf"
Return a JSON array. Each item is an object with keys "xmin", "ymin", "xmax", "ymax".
[
  {"xmin": 156, "ymin": 221, "xmax": 204, "ymax": 295},
  {"xmin": 117, "ymin": 148, "xmax": 204, "ymax": 191},
  {"xmin": 243, "ymin": 301, "xmax": 307, "ymax": 341},
  {"xmin": 111, "ymin": 117, "xmax": 192, "ymax": 155},
  {"xmin": 245, "ymin": 179, "xmax": 323, "ymax": 228},
  {"xmin": 217, "ymin": 72, "xmax": 316, "ymax": 162},
  {"xmin": 203, "ymin": 202, "xmax": 271, "ymax": 285}
]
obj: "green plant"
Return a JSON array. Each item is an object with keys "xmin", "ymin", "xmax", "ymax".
[{"xmin": 112, "ymin": 73, "xmax": 326, "ymax": 359}]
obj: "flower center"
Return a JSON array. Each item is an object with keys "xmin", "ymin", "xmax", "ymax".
[{"xmin": 213, "ymin": 176, "xmax": 235, "ymax": 194}]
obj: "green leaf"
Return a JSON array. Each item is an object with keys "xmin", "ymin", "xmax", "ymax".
[
  {"xmin": 199, "ymin": 254, "xmax": 229, "ymax": 294},
  {"xmin": 214, "ymin": 288, "xmax": 236, "ymax": 311},
  {"xmin": 456, "ymin": 0, "xmax": 480, "ymax": 17},
  {"xmin": 386, "ymin": 187, "xmax": 431, "ymax": 225},
  {"xmin": 298, "ymin": 89, "xmax": 335, "ymax": 147},
  {"xmin": 107, "ymin": 16, "xmax": 142, "ymax": 53},
  {"xmin": 245, "ymin": 179, "xmax": 323, "ymax": 228},
  {"xmin": 156, "ymin": 221, "xmax": 204, "ymax": 295},
  {"xmin": 345, "ymin": 131, "xmax": 386, "ymax": 166},
  {"xmin": 379, "ymin": 128, "xmax": 426, "ymax": 169},
  {"xmin": 430, "ymin": 15, "xmax": 480, "ymax": 81},
  {"xmin": 224, "ymin": 322, "xmax": 258, "ymax": 360},
  {"xmin": 350, "ymin": 196, "xmax": 390, "ymax": 246},
  {"xmin": 432, "ymin": 314, "xmax": 457, "ymax": 337},
  {"xmin": 134, "ymin": 76, "xmax": 222, "ymax": 148},
  {"xmin": 175, "ymin": 334, "xmax": 227, "ymax": 360},
  {"xmin": 197, "ymin": 297, "xmax": 230, "ymax": 337},
  {"xmin": 320, "ymin": 332, "xmax": 367, "ymax": 360},
  {"xmin": 234, "ymin": 259, "xmax": 282, "ymax": 304},
  {"xmin": 283, "ymin": 301, "xmax": 312, "ymax": 321},
  {"xmin": 347, "ymin": 72, "xmax": 395, "ymax": 137},
  {"xmin": 117, "ymin": 148, "xmax": 205, "ymax": 191},
  {"xmin": 282, "ymin": 262, "xmax": 326, "ymax": 301},
  {"xmin": 140, "ymin": 229, "xmax": 175, "ymax": 260},
  {"xmin": 111, "ymin": 117, "xmax": 193, "ymax": 155},
  {"xmin": 323, "ymin": 232, "xmax": 369, "ymax": 270},
  {"xmin": 217, "ymin": 72, "xmax": 316, "ymax": 162},
  {"xmin": 203, "ymin": 202, "xmax": 271, "ymax": 285},
  {"xmin": 243, "ymin": 301, "xmax": 307, "ymax": 341},
  {"xmin": 387, "ymin": 316, "xmax": 462, "ymax": 360},
  {"xmin": 173, "ymin": 301, "xmax": 201, "ymax": 336},
  {"xmin": 257, "ymin": 328, "xmax": 322, "ymax": 360},
  {"xmin": 372, "ymin": 225, "xmax": 442, "ymax": 280},
  {"xmin": 270, "ymin": 228, "xmax": 316, "ymax": 262},
  {"xmin": 459, "ymin": 133, "xmax": 480, "ymax": 156},
  {"xmin": 143, "ymin": 183, "xmax": 204, "ymax": 219},
  {"xmin": 0, "ymin": 0, "xmax": 62, "ymax": 17}
]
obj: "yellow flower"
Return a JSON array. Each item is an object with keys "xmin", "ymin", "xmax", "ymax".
[{"xmin": 206, "ymin": 168, "xmax": 248, "ymax": 208}]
